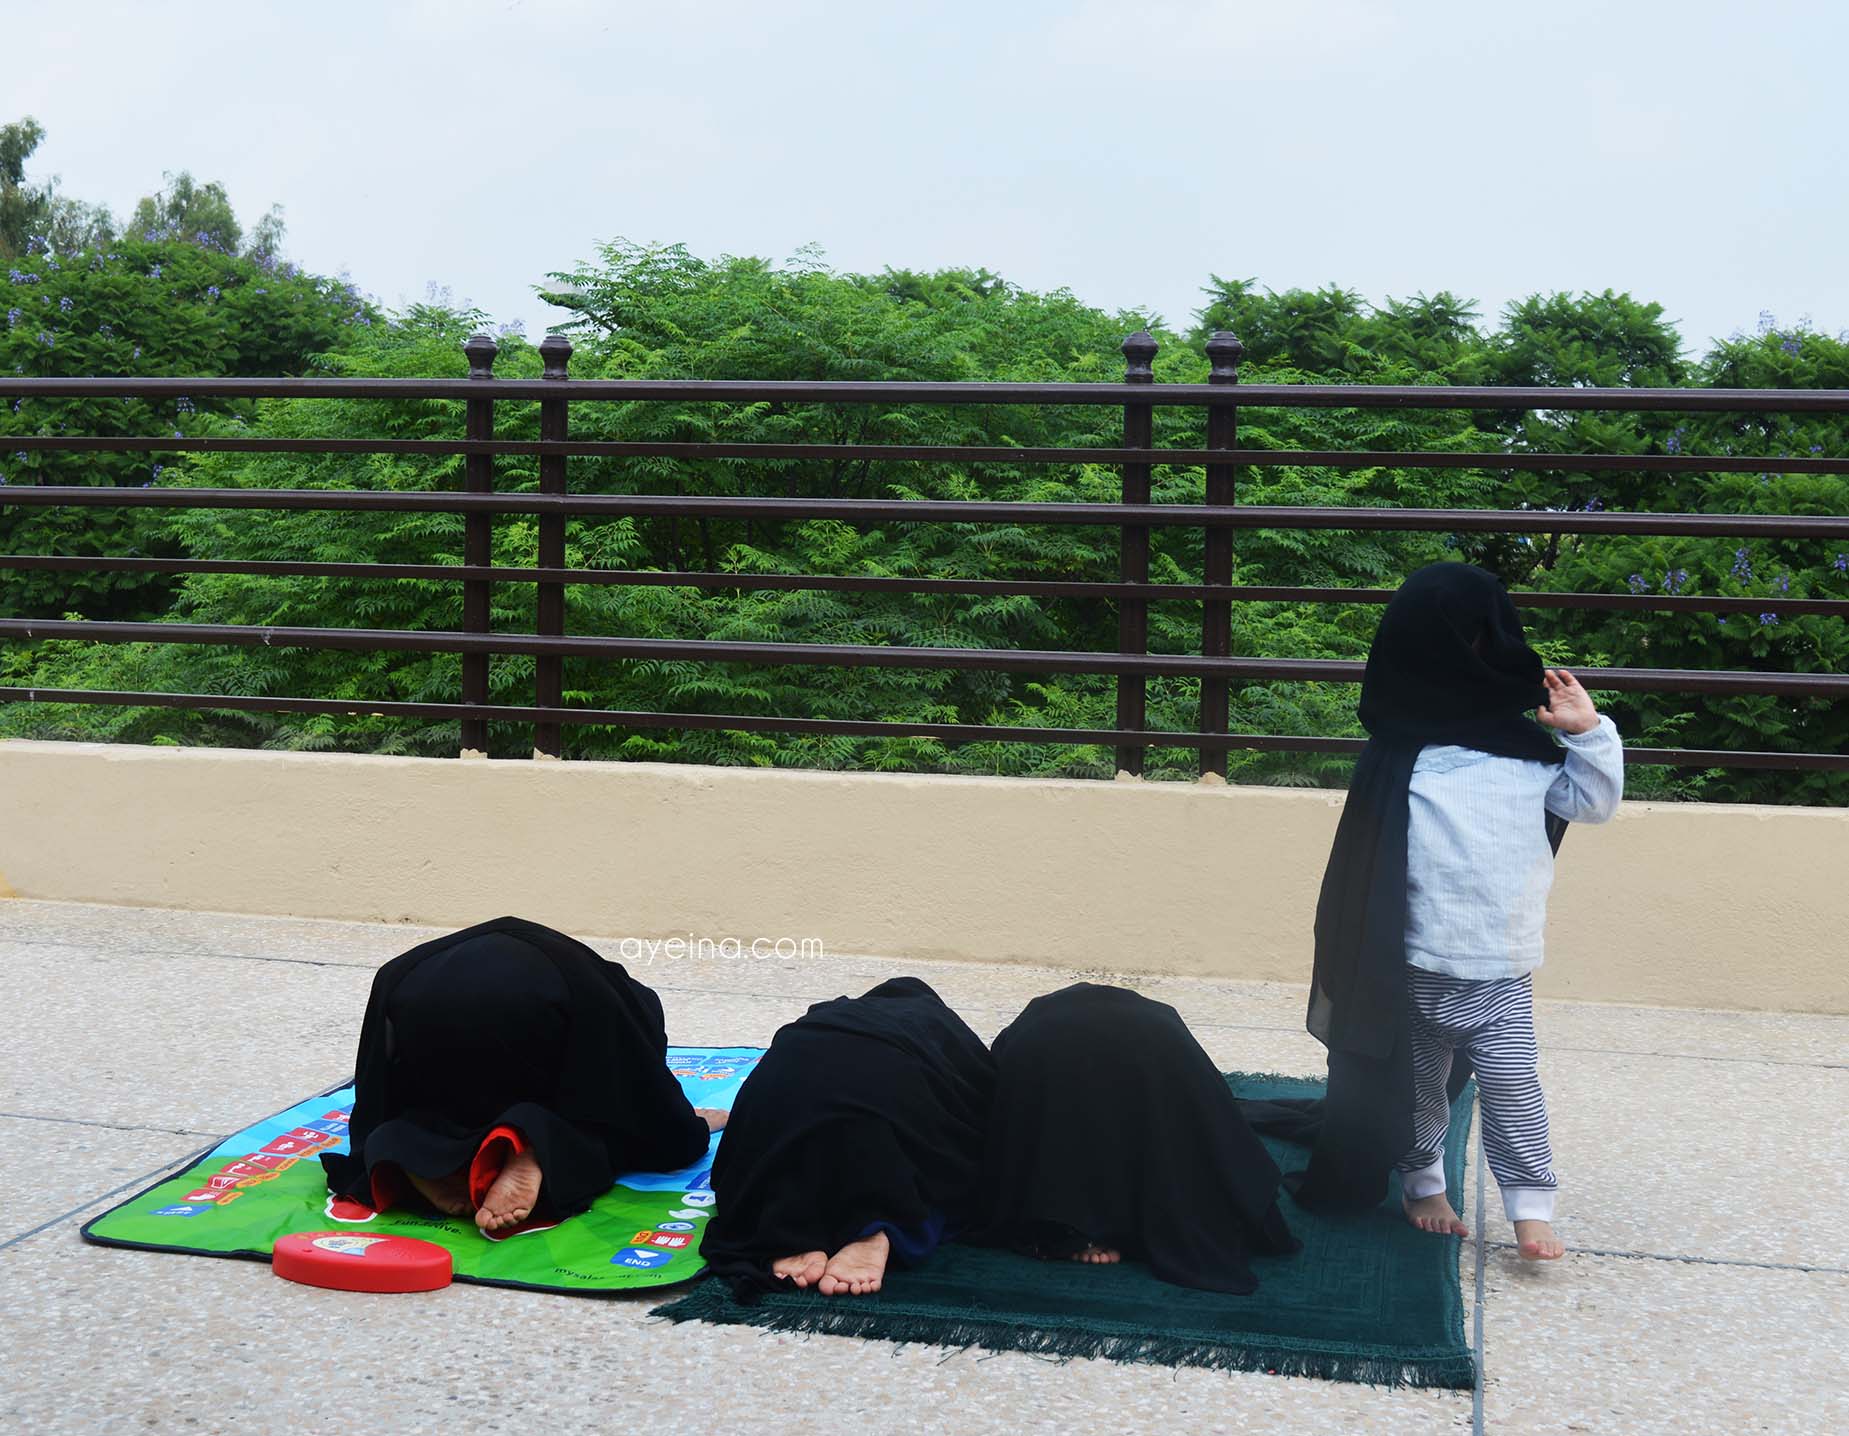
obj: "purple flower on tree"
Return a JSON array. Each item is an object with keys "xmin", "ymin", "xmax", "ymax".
[
  {"xmin": 1834, "ymin": 553, "xmax": 1849, "ymax": 575},
  {"xmin": 1759, "ymin": 613, "xmax": 1780, "ymax": 626},
  {"xmin": 1626, "ymin": 573, "xmax": 1651, "ymax": 594},
  {"xmin": 1731, "ymin": 547, "xmax": 1753, "ymax": 581}
]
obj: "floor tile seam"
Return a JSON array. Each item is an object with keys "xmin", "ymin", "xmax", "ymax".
[
  {"xmin": 0, "ymin": 1139, "xmax": 221, "ymax": 1254},
  {"xmin": 1481, "ymin": 1242, "xmax": 1849, "ymax": 1277},
  {"xmin": 0, "ymin": 1109, "xmax": 220, "ymax": 1138},
  {"xmin": 1472, "ymin": 1129, "xmax": 1488, "ymax": 1436}
]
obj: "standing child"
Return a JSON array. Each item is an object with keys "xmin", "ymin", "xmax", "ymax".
[{"xmin": 1293, "ymin": 563, "xmax": 1621, "ymax": 1261}]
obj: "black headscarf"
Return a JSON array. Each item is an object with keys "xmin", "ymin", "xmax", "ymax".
[
  {"xmin": 974, "ymin": 984, "xmax": 1297, "ymax": 1293},
  {"xmin": 1248, "ymin": 564, "xmax": 1565, "ymax": 1209},
  {"xmin": 700, "ymin": 977, "xmax": 995, "ymax": 1298},
  {"xmin": 322, "ymin": 916, "xmax": 711, "ymax": 1221},
  {"xmin": 1354, "ymin": 560, "xmax": 1566, "ymax": 762}
]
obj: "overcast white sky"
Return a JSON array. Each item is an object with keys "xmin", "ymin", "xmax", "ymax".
[{"xmin": 11, "ymin": 0, "xmax": 1847, "ymax": 355}]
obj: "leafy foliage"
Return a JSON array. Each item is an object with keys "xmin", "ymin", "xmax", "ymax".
[
  {"xmin": 2, "ymin": 237, "xmax": 1843, "ymax": 803},
  {"xmin": 1, "ymin": 216, "xmax": 366, "ymax": 618}
]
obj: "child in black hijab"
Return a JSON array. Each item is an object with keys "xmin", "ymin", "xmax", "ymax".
[
  {"xmin": 699, "ymin": 977, "xmax": 995, "ymax": 1298},
  {"xmin": 323, "ymin": 917, "xmax": 723, "ymax": 1233},
  {"xmin": 1292, "ymin": 563, "xmax": 1621, "ymax": 1261},
  {"xmin": 976, "ymin": 984, "xmax": 1297, "ymax": 1292}
]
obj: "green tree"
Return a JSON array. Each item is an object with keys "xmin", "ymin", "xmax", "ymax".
[
  {"xmin": 130, "ymin": 172, "xmax": 242, "ymax": 253},
  {"xmin": 1, "ymin": 230, "xmax": 366, "ymax": 619},
  {"xmin": 3, "ymin": 243, "xmax": 1841, "ymax": 803},
  {"xmin": 0, "ymin": 118, "xmax": 50, "ymax": 260}
]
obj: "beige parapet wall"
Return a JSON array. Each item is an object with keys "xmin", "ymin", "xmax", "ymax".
[{"xmin": 1, "ymin": 738, "xmax": 1843, "ymax": 1013}]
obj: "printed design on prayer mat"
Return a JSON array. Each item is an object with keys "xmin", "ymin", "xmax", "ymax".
[
  {"xmin": 82, "ymin": 1047, "xmax": 763, "ymax": 1294},
  {"xmin": 652, "ymin": 1073, "xmax": 1479, "ymax": 1389}
]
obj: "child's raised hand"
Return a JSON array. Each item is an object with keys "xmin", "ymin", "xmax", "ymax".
[{"xmin": 1536, "ymin": 668, "xmax": 1600, "ymax": 735}]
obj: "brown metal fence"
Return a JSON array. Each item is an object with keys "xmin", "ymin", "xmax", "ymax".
[{"xmin": 3, "ymin": 332, "xmax": 1846, "ymax": 774}]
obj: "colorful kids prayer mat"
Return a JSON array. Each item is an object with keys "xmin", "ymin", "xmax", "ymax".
[
  {"xmin": 81, "ymin": 1047, "xmax": 763, "ymax": 1295},
  {"xmin": 653, "ymin": 1072, "xmax": 1478, "ymax": 1389}
]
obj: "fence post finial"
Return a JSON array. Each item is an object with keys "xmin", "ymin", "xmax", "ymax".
[
  {"xmin": 1121, "ymin": 329, "xmax": 1158, "ymax": 383},
  {"xmin": 463, "ymin": 333, "xmax": 499, "ymax": 380},
  {"xmin": 1206, "ymin": 330, "xmax": 1243, "ymax": 384},
  {"xmin": 539, "ymin": 334, "xmax": 572, "ymax": 381}
]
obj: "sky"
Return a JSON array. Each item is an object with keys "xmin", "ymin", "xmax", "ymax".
[{"xmin": 10, "ymin": 0, "xmax": 1847, "ymax": 355}]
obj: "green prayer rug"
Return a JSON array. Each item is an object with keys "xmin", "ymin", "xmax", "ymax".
[{"xmin": 652, "ymin": 1072, "xmax": 1477, "ymax": 1388}]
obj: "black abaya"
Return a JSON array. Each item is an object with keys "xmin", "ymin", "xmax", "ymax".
[
  {"xmin": 1252, "ymin": 563, "xmax": 1566, "ymax": 1210},
  {"xmin": 322, "ymin": 916, "xmax": 710, "ymax": 1222},
  {"xmin": 699, "ymin": 977, "xmax": 995, "ymax": 1296},
  {"xmin": 976, "ymin": 984, "xmax": 1297, "ymax": 1293}
]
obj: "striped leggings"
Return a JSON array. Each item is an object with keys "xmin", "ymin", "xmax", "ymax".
[{"xmin": 1397, "ymin": 968, "xmax": 1556, "ymax": 1223}]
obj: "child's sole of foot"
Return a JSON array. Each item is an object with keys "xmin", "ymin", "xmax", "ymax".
[
  {"xmin": 406, "ymin": 1169, "xmax": 472, "ymax": 1218},
  {"xmin": 772, "ymin": 1251, "xmax": 828, "ymax": 1288},
  {"xmin": 475, "ymin": 1150, "xmax": 543, "ymax": 1232},
  {"xmin": 1403, "ymin": 1193, "xmax": 1469, "ymax": 1237},
  {"xmin": 818, "ymin": 1229, "xmax": 889, "ymax": 1296},
  {"xmin": 1513, "ymin": 1218, "xmax": 1565, "ymax": 1260}
]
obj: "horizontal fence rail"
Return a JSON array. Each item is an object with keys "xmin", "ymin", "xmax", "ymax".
[
  {"xmin": 3, "ymin": 331, "xmax": 1845, "ymax": 775},
  {"xmin": 3, "ymin": 556, "xmax": 1846, "ymax": 616},
  {"xmin": 11, "ymin": 374, "xmax": 1849, "ymax": 410},
  {"xmin": 11, "ymin": 434, "xmax": 1849, "ymax": 478},
  {"xmin": 5, "ymin": 486, "xmax": 1847, "ymax": 537},
  {"xmin": 4, "ymin": 615, "xmax": 1846, "ymax": 695}
]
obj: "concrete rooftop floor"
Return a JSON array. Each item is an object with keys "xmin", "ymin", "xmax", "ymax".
[{"xmin": 0, "ymin": 899, "xmax": 1843, "ymax": 1435}]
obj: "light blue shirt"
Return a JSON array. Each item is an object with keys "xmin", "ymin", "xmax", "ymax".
[{"xmin": 1404, "ymin": 715, "xmax": 1624, "ymax": 980}]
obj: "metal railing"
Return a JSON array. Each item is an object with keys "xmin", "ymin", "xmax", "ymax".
[{"xmin": 3, "ymin": 331, "xmax": 1846, "ymax": 775}]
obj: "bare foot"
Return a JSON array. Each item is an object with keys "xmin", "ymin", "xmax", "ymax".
[
  {"xmin": 695, "ymin": 1107, "xmax": 728, "ymax": 1133},
  {"xmin": 1514, "ymin": 1218, "xmax": 1565, "ymax": 1260},
  {"xmin": 818, "ymin": 1229, "xmax": 889, "ymax": 1296},
  {"xmin": 475, "ymin": 1150, "xmax": 543, "ymax": 1232},
  {"xmin": 771, "ymin": 1251, "xmax": 828, "ymax": 1288},
  {"xmin": 1070, "ymin": 1244, "xmax": 1121, "ymax": 1264},
  {"xmin": 406, "ymin": 1168, "xmax": 472, "ymax": 1218},
  {"xmin": 1403, "ymin": 1193, "xmax": 1470, "ymax": 1237}
]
